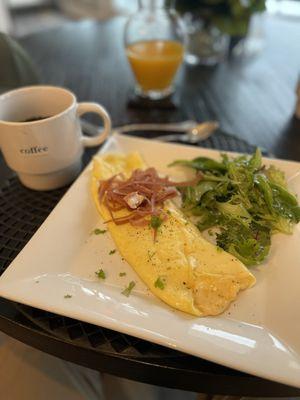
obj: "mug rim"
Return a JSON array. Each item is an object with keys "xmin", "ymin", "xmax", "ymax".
[{"xmin": 0, "ymin": 85, "xmax": 76, "ymax": 126}]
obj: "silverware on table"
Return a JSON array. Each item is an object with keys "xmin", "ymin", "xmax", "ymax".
[
  {"xmin": 152, "ymin": 121, "xmax": 219, "ymax": 143},
  {"xmin": 80, "ymin": 120, "xmax": 219, "ymax": 144}
]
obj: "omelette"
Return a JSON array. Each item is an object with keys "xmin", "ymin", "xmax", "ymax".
[{"xmin": 91, "ymin": 152, "xmax": 255, "ymax": 317}]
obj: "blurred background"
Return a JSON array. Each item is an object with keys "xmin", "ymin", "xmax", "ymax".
[
  {"xmin": 1, "ymin": 0, "xmax": 300, "ymax": 157},
  {"xmin": 0, "ymin": 0, "xmax": 136, "ymax": 36},
  {"xmin": 1, "ymin": 0, "xmax": 300, "ymax": 38}
]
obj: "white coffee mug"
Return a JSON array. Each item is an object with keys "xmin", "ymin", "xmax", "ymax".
[{"xmin": 0, "ymin": 85, "xmax": 111, "ymax": 190}]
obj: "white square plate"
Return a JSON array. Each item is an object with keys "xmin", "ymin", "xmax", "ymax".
[{"xmin": 0, "ymin": 134, "xmax": 300, "ymax": 388}]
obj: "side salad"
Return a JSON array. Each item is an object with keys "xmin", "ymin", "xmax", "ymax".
[{"xmin": 170, "ymin": 149, "xmax": 300, "ymax": 266}]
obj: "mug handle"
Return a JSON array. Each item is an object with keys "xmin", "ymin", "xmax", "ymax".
[{"xmin": 76, "ymin": 102, "xmax": 111, "ymax": 147}]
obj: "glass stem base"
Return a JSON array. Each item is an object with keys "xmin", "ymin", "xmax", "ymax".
[{"xmin": 135, "ymin": 85, "xmax": 174, "ymax": 100}]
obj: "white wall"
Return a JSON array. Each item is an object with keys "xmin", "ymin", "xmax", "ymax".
[
  {"xmin": 56, "ymin": 0, "xmax": 136, "ymax": 19},
  {"xmin": 0, "ymin": 1, "xmax": 12, "ymax": 33},
  {"xmin": 8, "ymin": 0, "xmax": 50, "ymax": 7}
]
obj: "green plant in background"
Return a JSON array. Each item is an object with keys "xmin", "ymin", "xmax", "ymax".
[{"xmin": 174, "ymin": 0, "xmax": 266, "ymax": 36}]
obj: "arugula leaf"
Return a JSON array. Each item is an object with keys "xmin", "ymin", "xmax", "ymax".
[
  {"xmin": 216, "ymin": 221, "xmax": 271, "ymax": 266},
  {"xmin": 248, "ymin": 148, "xmax": 262, "ymax": 171},
  {"xmin": 217, "ymin": 201, "xmax": 252, "ymax": 227},
  {"xmin": 265, "ymin": 165, "xmax": 287, "ymax": 188},
  {"xmin": 196, "ymin": 209, "xmax": 225, "ymax": 231},
  {"xmin": 270, "ymin": 182, "xmax": 300, "ymax": 225},
  {"xmin": 169, "ymin": 157, "xmax": 227, "ymax": 173},
  {"xmin": 181, "ymin": 181, "xmax": 217, "ymax": 209},
  {"xmin": 254, "ymin": 174, "xmax": 274, "ymax": 214}
]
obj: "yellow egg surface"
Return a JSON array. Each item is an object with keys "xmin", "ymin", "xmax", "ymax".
[{"xmin": 91, "ymin": 152, "xmax": 256, "ymax": 317}]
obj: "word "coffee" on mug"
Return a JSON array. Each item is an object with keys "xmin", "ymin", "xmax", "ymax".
[{"xmin": 20, "ymin": 146, "xmax": 48, "ymax": 155}]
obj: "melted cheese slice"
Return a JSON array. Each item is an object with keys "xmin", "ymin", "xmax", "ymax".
[{"xmin": 91, "ymin": 152, "xmax": 256, "ymax": 317}]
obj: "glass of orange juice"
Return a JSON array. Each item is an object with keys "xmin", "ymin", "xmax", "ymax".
[{"xmin": 124, "ymin": 0, "xmax": 185, "ymax": 100}]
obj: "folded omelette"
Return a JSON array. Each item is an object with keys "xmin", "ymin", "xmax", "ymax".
[{"xmin": 91, "ymin": 152, "xmax": 255, "ymax": 317}]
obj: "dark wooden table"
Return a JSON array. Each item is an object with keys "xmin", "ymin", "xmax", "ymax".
[
  {"xmin": 1, "ymin": 13, "xmax": 300, "ymax": 397},
  {"xmin": 18, "ymin": 14, "xmax": 300, "ymax": 160}
]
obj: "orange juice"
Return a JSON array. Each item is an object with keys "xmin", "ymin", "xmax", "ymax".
[{"xmin": 126, "ymin": 40, "xmax": 184, "ymax": 92}]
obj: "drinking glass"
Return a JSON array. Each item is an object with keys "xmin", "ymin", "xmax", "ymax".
[{"xmin": 124, "ymin": 0, "xmax": 185, "ymax": 100}]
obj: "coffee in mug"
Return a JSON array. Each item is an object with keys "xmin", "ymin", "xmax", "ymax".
[{"xmin": 0, "ymin": 85, "xmax": 111, "ymax": 190}]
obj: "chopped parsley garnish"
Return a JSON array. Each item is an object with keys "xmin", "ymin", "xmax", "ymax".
[
  {"xmin": 154, "ymin": 276, "xmax": 165, "ymax": 290},
  {"xmin": 119, "ymin": 272, "xmax": 126, "ymax": 277},
  {"xmin": 93, "ymin": 228, "xmax": 106, "ymax": 235},
  {"xmin": 64, "ymin": 294, "xmax": 72, "ymax": 299},
  {"xmin": 147, "ymin": 250, "xmax": 156, "ymax": 261},
  {"xmin": 150, "ymin": 215, "xmax": 163, "ymax": 230},
  {"xmin": 122, "ymin": 281, "xmax": 135, "ymax": 297},
  {"xmin": 95, "ymin": 269, "xmax": 106, "ymax": 279},
  {"xmin": 109, "ymin": 249, "xmax": 116, "ymax": 255}
]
